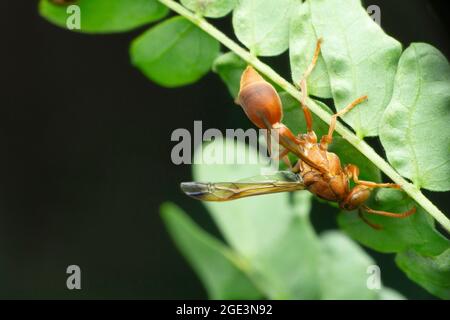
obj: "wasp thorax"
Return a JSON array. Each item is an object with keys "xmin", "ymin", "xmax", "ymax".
[{"xmin": 237, "ymin": 66, "xmax": 282, "ymax": 129}]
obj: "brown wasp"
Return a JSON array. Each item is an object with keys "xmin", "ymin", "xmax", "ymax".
[{"xmin": 181, "ymin": 39, "xmax": 415, "ymax": 229}]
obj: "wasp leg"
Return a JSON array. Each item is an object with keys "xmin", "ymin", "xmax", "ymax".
[
  {"xmin": 276, "ymin": 147, "xmax": 289, "ymax": 159},
  {"xmin": 275, "ymin": 147, "xmax": 292, "ymax": 169},
  {"xmin": 275, "ymin": 147, "xmax": 293, "ymax": 169},
  {"xmin": 362, "ymin": 205, "xmax": 416, "ymax": 218},
  {"xmin": 266, "ymin": 130, "xmax": 293, "ymax": 170},
  {"xmin": 282, "ymin": 156, "xmax": 293, "ymax": 170},
  {"xmin": 345, "ymin": 164, "xmax": 400, "ymax": 189},
  {"xmin": 271, "ymin": 122, "xmax": 329, "ymax": 174},
  {"xmin": 358, "ymin": 209, "xmax": 383, "ymax": 230},
  {"xmin": 320, "ymin": 96, "xmax": 368, "ymax": 150},
  {"xmin": 292, "ymin": 160, "xmax": 301, "ymax": 173},
  {"xmin": 297, "ymin": 38, "xmax": 323, "ymax": 134},
  {"xmin": 299, "ymin": 80, "xmax": 314, "ymax": 134},
  {"xmin": 345, "ymin": 164, "xmax": 416, "ymax": 220}
]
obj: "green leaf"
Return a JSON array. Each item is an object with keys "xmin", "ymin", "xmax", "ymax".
[
  {"xmin": 289, "ymin": 1, "xmax": 331, "ymax": 98},
  {"xmin": 130, "ymin": 17, "xmax": 220, "ymax": 87},
  {"xmin": 280, "ymin": 93, "xmax": 380, "ymax": 182},
  {"xmin": 160, "ymin": 202, "xmax": 262, "ymax": 299},
  {"xmin": 193, "ymin": 138, "xmax": 321, "ymax": 299},
  {"xmin": 396, "ymin": 249, "xmax": 450, "ymax": 299},
  {"xmin": 181, "ymin": 0, "xmax": 237, "ymax": 18},
  {"xmin": 232, "ymin": 0, "xmax": 294, "ymax": 56},
  {"xmin": 380, "ymin": 43, "xmax": 450, "ymax": 191},
  {"xmin": 338, "ymin": 189, "xmax": 450, "ymax": 255},
  {"xmin": 249, "ymin": 192, "xmax": 322, "ymax": 299},
  {"xmin": 39, "ymin": 0, "xmax": 168, "ymax": 33},
  {"xmin": 212, "ymin": 52, "xmax": 247, "ymax": 98},
  {"xmin": 318, "ymin": 231, "xmax": 377, "ymax": 299},
  {"xmin": 377, "ymin": 287, "xmax": 406, "ymax": 300},
  {"xmin": 307, "ymin": 0, "xmax": 402, "ymax": 137}
]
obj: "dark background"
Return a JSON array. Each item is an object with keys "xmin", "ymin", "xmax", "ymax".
[{"xmin": 0, "ymin": 0, "xmax": 448, "ymax": 299}]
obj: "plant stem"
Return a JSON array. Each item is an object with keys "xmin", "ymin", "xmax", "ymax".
[{"xmin": 158, "ymin": 0, "xmax": 450, "ymax": 233}]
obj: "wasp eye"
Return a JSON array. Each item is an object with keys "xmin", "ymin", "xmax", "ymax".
[{"xmin": 340, "ymin": 202, "xmax": 356, "ymax": 211}]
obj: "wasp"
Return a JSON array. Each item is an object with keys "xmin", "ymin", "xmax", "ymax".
[{"xmin": 181, "ymin": 39, "xmax": 415, "ymax": 229}]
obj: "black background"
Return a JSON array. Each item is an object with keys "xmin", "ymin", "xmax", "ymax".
[{"xmin": 0, "ymin": 0, "xmax": 448, "ymax": 299}]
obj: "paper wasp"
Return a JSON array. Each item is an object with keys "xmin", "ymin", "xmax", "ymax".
[{"xmin": 181, "ymin": 39, "xmax": 415, "ymax": 229}]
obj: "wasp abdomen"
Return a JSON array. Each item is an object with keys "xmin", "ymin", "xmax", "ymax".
[{"xmin": 237, "ymin": 66, "xmax": 282, "ymax": 129}]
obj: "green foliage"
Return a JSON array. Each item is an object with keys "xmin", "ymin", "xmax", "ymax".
[
  {"xmin": 181, "ymin": 0, "xmax": 237, "ymax": 18},
  {"xmin": 380, "ymin": 43, "xmax": 450, "ymax": 191},
  {"xmin": 39, "ymin": 0, "xmax": 168, "ymax": 33},
  {"xmin": 339, "ymin": 189, "xmax": 449, "ymax": 255},
  {"xmin": 38, "ymin": 0, "xmax": 450, "ymax": 299},
  {"xmin": 212, "ymin": 52, "xmax": 247, "ymax": 98},
  {"xmin": 377, "ymin": 287, "xmax": 405, "ymax": 300},
  {"xmin": 289, "ymin": 1, "xmax": 331, "ymax": 98},
  {"xmin": 307, "ymin": 0, "xmax": 402, "ymax": 137},
  {"xmin": 396, "ymin": 249, "xmax": 450, "ymax": 299},
  {"xmin": 130, "ymin": 17, "xmax": 220, "ymax": 87},
  {"xmin": 318, "ymin": 231, "xmax": 377, "ymax": 299},
  {"xmin": 161, "ymin": 202, "xmax": 261, "ymax": 299},
  {"xmin": 232, "ymin": 0, "xmax": 295, "ymax": 56}
]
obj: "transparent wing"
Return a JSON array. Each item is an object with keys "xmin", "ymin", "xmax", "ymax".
[{"xmin": 180, "ymin": 171, "xmax": 305, "ymax": 201}]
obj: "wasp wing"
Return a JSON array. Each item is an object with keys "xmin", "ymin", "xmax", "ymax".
[{"xmin": 180, "ymin": 171, "xmax": 305, "ymax": 202}]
